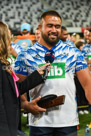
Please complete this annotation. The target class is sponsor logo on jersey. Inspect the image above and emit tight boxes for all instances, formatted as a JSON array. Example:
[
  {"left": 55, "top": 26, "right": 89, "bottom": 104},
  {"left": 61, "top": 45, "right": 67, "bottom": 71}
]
[
  {"left": 39, "top": 62, "right": 65, "bottom": 79},
  {"left": 88, "top": 55, "right": 91, "bottom": 60}
]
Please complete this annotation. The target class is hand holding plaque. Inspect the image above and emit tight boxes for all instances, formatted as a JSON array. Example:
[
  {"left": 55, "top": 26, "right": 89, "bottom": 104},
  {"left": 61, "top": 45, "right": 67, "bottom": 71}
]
[{"left": 37, "top": 94, "right": 65, "bottom": 109}]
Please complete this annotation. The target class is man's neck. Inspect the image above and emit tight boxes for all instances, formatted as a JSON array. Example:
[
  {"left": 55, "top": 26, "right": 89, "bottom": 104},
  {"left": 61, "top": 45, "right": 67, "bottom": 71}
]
[{"left": 38, "top": 39, "right": 54, "bottom": 50}]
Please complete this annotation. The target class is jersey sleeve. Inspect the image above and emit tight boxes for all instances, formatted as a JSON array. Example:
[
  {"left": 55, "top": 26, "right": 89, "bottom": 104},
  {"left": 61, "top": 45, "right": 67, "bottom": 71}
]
[
  {"left": 14, "top": 50, "right": 38, "bottom": 75},
  {"left": 75, "top": 50, "right": 88, "bottom": 72}
]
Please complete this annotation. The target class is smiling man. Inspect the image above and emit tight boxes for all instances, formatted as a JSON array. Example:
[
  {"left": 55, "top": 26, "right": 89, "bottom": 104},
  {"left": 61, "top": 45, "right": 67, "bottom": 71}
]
[
  {"left": 14, "top": 10, "right": 91, "bottom": 136},
  {"left": 39, "top": 12, "right": 61, "bottom": 48}
]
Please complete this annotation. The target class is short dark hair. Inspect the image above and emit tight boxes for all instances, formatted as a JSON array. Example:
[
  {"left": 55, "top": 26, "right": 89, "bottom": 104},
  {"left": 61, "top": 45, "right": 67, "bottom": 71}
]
[
  {"left": 88, "top": 29, "right": 91, "bottom": 32},
  {"left": 61, "top": 26, "right": 67, "bottom": 32},
  {"left": 75, "top": 41, "right": 84, "bottom": 49},
  {"left": 61, "top": 26, "right": 67, "bottom": 31},
  {"left": 40, "top": 10, "right": 62, "bottom": 21}
]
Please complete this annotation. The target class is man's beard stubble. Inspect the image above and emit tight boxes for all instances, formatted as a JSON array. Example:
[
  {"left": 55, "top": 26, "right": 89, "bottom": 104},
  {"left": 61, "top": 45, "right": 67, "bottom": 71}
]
[{"left": 41, "top": 32, "right": 60, "bottom": 47}]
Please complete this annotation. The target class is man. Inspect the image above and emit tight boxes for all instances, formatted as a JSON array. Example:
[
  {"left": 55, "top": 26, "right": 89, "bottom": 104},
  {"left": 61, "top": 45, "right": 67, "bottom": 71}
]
[
  {"left": 75, "top": 41, "right": 89, "bottom": 115},
  {"left": 14, "top": 10, "right": 91, "bottom": 136},
  {"left": 82, "top": 29, "right": 91, "bottom": 62},
  {"left": 60, "top": 26, "right": 75, "bottom": 46},
  {"left": 75, "top": 41, "right": 85, "bottom": 51},
  {"left": 35, "top": 27, "right": 41, "bottom": 41},
  {"left": 14, "top": 23, "right": 35, "bottom": 49},
  {"left": 83, "top": 29, "right": 89, "bottom": 44},
  {"left": 31, "top": 27, "right": 41, "bottom": 44},
  {"left": 82, "top": 29, "right": 91, "bottom": 113}
]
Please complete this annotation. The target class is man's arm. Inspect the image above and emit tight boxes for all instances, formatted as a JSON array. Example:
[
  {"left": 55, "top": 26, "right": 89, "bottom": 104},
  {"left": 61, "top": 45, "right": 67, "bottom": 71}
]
[
  {"left": 76, "top": 67, "right": 91, "bottom": 104},
  {"left": 21, "top": 95, "right": 46, "bottom": 115},
  {"left": 16, "top": 73, "right": 46, "bottom": 115}
]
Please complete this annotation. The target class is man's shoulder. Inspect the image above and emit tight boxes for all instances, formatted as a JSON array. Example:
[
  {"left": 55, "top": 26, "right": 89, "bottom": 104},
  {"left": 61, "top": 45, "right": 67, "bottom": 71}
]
[
  {"left": 82, "top": 44, "right": 90, "bottom": 52},
  {"left": 65, "top": 40, "right": 75, "bottom": 46},
  {"left": 15, "top": 43, "right": 40, "bottom": 61},
  {"left": 59, "top": 40, "right": 77, "bottom": 51},
  {"left": 83, "top": 44, "right": 89, "bottom": 49}
]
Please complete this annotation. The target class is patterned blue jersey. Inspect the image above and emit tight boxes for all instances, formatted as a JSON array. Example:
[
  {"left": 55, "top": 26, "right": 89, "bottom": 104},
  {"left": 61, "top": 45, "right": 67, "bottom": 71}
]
[
  {"left": 8, "top": 42, "right": 24, "bottom": 69},
  {"left": 82, "top": 44, "right": 91, "bottom": 61},
  {"left": 64, "top": 39, "right": 75, "bottom": 46},
  {"left": 14, "top": 40, "right": 87, "bottom": 127},
  {"left": 14, "top": 40, "right": 87, "bottom": 75},
  {"left": 11, "top": 42, "right": 24, "bottom": 54}
]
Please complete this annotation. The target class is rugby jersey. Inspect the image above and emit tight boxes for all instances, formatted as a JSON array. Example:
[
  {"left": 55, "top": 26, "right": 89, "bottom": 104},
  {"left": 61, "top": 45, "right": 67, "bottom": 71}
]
[
  {"left": 82, "top": 44, "right": 91, "bottom": 61},
  {"left": 63, "top": 39, "right": 75, "bottom": 46},
  {"left": 14, "top": 40, "right": 87, "bottom": 127}
]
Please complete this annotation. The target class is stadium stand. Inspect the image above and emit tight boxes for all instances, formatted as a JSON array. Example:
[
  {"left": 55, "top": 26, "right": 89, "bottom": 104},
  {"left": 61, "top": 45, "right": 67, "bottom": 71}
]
[{"left": 0, "top": 0, "right": 91, "bottom": 34}]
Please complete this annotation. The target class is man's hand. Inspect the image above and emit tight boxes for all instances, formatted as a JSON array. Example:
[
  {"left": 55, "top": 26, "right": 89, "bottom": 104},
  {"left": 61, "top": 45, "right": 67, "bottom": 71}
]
[{"left": 22, "top": 96, "right": 46, "bottom": 115}]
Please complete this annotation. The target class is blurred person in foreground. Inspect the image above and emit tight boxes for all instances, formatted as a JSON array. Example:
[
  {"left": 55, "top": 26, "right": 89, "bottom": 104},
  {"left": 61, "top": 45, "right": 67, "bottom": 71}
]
[
  {"left": 0, "top": 21, "right": 51, "bottom": 136},
  {"left": 14, "top": 10, "right": 91, "bottom": 136}
]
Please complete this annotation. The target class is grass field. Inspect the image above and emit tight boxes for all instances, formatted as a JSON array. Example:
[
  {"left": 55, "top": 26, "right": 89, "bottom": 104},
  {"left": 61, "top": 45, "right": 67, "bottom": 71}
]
[
  {"left": 78, "top": 113, "right": 91, "bottom": 136},
  {"left": 21, "top": 112, "right": 91, "bottom": 136}
]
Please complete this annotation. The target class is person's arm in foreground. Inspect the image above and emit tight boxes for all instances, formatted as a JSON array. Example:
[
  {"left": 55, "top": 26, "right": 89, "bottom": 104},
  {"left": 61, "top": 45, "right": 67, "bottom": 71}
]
[
  {"left": 16, "top": 63, "right": 51, "bottom": 114},
  {"left": 17, "top": 63, "right": 50, "bottom": 94},
  {"left": 76, "top": 67, "right": 91, "bottom": 104}
]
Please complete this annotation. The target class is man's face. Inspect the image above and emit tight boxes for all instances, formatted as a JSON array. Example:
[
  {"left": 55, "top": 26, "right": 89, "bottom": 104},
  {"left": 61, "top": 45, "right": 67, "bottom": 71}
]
[
  {"left": 87, "top": 32, "right": 91, "bottom": 44},
  {"left": 60, "top": 29, "right": 68, "bottom": 42},
  {"left": 84, "top": 29, "right": 89, "bottom": 40},
  {"left": 40, "top": 15, "right": 62, "bottom": 46}
]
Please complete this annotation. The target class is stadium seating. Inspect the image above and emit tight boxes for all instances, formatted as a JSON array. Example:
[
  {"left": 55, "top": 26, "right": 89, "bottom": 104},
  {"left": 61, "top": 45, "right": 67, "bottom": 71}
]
[{"left": 0, "top": 0, "right": 91, "bottom": 33}]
